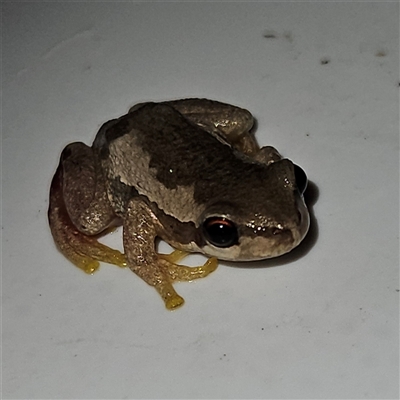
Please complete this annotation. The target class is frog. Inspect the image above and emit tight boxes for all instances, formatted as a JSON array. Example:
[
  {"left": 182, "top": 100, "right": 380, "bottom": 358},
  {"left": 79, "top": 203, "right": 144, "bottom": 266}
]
[{"left": 48, "top": 98, "right": 309, "bottom": 310}]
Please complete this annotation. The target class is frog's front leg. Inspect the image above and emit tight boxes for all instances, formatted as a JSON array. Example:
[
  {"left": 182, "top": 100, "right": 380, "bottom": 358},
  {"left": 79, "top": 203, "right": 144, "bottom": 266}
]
[
  {"left": 158, "top": 250, "right": 217, "bottom": 281},
  {"left": 123, "top": 199, "right": 217, "bottom": 310}
]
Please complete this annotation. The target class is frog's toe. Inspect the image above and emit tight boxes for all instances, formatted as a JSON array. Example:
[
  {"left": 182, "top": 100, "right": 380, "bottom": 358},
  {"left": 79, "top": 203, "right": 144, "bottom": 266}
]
[
  {"left": 158, "top": 249, "right": 189, "bottom": 264},
  {"left": 203, "top": 257, "right": 218, "bottom": 274},
  {"left": 80, "top": 259, "right": 101, "bottom": 274},
  {"left": 97, "top": 247, "right": 127, "bottom": 268},
  {"left": 165, "top": 294, "right": 185, "bottom": 310},
  {"left": 64, "top": 249, "right": 101, "bottom": 274},
  {"left": 153, "top": 280, "right": 185, "bottom": 310},
  {"left": 72, "top": 233, "right": 127, "bottom": 269}
]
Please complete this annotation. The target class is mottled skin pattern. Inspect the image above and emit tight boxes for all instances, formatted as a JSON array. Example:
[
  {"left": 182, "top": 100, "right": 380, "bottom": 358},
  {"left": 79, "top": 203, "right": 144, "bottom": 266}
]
[{"left": 48, "top": 99, "right": 309, "bottom": 309}]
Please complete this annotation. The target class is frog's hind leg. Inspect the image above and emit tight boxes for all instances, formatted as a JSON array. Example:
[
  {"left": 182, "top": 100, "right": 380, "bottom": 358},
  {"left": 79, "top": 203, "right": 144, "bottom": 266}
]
[
  {"left": 162, "top": 99, "right": 286, "bottom": 164},
  {"left": 162, "top": 98, "right": 261, "bottom": 156},
  {"left": 61, "top": 143, "right": 116, "bottom": 235},
  {"left": 48, "top": 148, "right": 126, "bottom": 274}
]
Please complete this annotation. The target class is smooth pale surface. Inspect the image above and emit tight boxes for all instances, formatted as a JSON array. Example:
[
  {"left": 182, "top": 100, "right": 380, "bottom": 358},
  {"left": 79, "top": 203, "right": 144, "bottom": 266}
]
[{"left": 2, "top": 2, "right": 398, "bottom": 399}]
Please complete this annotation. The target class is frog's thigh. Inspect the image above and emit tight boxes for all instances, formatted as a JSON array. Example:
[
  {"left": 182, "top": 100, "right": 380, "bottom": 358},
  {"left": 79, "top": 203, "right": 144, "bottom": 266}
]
[
  {"left": 123, "top": 199, "right": 188, "bottom": 310},
  {"left": 48, "top": 165, "right": 126, "bottom": 274},
  {"left": 164, "top": 99, "right": 260, "bottom": 155},
  {"left": 61, "top": 142, "right": 116, "bottom": 234}
]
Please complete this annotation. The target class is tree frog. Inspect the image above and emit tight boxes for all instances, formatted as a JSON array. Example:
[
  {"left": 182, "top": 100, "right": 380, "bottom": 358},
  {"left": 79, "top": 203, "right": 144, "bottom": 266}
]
[{"left": 48, "top": 99, "right": 309, "bottom": 309}]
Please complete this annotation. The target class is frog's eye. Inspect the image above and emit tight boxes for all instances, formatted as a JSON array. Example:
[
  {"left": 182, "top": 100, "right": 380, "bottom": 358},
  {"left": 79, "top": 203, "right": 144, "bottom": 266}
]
[
  {"left": 202, "top": 217, "right": 238, "bottom": 248},
  {"left": 294, "top": 164, "right": 308, "bottom": 194}
]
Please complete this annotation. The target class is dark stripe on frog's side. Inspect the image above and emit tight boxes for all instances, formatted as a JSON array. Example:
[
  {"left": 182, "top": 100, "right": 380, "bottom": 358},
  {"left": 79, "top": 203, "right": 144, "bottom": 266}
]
[
  {"left": 108, "top": 177, "right": 200, "bottom": 246},
  {"left": 150, "top": 202, "right": 201, "bottom": 247}
]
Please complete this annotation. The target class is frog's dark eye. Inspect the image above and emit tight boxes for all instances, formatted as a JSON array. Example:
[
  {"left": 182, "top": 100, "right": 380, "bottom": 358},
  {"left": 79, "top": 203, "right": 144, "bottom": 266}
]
[
  {"left": 294, "top": 164, "right": 308, "bottom": 194},
  {"left": 202, "top": 217, "right": 238, "bottom": 248}
]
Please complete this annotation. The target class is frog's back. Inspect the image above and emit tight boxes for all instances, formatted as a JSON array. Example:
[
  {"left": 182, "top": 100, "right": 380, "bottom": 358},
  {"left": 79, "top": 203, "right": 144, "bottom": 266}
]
[
  {"left": 92, "top": 103, "right": 260, "bottom": 221},
  {"left": 95, "top": 103, "right": 248, "bottom": 186}
]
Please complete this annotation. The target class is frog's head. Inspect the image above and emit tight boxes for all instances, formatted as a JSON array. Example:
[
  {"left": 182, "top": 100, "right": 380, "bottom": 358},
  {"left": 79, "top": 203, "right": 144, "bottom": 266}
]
[{"left": 197, "top": 159, "right": 309, "bottom": 261}]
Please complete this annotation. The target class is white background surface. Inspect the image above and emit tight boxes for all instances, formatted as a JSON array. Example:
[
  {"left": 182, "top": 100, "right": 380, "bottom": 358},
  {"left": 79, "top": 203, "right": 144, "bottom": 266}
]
[{"left": 2, "top": 2, "right": 399, "bottom": 399}]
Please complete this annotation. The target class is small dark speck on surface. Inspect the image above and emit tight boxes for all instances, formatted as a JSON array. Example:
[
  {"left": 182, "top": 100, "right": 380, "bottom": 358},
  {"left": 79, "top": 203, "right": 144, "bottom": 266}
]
[
  {"left": 320, "top": 57, "right": 330, "bottom": 65},
  {"left": 261, "top": 327, "right": 264, "bottom": 330},
  {"left": 263, "top": 30, "right": 277, "bottom": 39},
  {"left": 375, "top": 49, "right": 387, "bottom": 57},
  {"left": 396, "top": 289, "right": 399, "bottom": 292}
]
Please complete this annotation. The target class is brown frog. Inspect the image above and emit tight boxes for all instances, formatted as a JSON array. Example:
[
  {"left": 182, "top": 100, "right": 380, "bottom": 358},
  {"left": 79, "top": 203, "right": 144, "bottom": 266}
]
[{"left": 48, "top": 99, "right": 309, "bottom": 309}]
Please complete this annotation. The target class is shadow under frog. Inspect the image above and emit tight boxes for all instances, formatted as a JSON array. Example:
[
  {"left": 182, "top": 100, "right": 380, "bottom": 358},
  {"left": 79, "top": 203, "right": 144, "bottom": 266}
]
[{"left": 48, "top": 99, "right": 310, "bottom": 310}]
